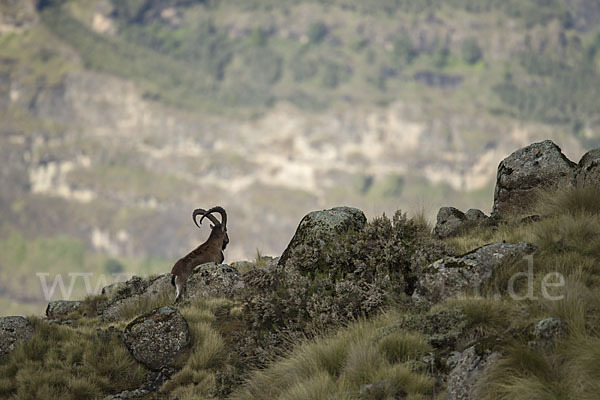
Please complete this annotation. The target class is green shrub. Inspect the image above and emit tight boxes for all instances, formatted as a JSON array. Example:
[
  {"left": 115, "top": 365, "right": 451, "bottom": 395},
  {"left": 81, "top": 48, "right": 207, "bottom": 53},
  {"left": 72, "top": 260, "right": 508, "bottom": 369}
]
[
  {"left": 308, "top": 22, "right": 327, "bottom": 44},
  {"left": 461, "top": 37, "right": 483, "bottom": 64}
]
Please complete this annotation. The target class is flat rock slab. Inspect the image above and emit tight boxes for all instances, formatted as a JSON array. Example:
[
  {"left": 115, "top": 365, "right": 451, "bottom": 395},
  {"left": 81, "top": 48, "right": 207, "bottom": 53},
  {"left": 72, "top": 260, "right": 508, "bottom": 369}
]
[
  {"left": 46, "top": 300, "right": 84, "bottom": 318},
  {"left": 446, "top": 346, "right": 500, "bottom": 400},
  {"left": 0, "top": 316, "right": 34, "bottom": 356},
  {"left": 414, "top": 242, "right": 537, "bottom": 303},
  {"left": 492, "top": 140, "right": 576, "bottom": 218},
  {"left": 123, "top": 306, "right": 189, "bottom": 370},
  {"left": 185, "top": 263, "right": 244, "bottom": 302},
  {"left": 278, "top": 206, "right": 366, "bottom": 268},
  {"left": 98, "top": 274, "right": 171, "bottom": 322}
]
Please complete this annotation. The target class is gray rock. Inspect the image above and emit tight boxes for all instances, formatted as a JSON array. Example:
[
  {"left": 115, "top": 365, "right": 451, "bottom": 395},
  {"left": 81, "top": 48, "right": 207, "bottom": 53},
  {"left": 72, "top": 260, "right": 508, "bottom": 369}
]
[
  {"left": 185, "top": 263, "right": 244, "bottom": 302},
  {"left": 434, "top": 207, "right": 466, "bottom": 239},
  {"left": 445, "top": 346, "right": 500, "bottom": 400},
  {"left": 98, "top": 274, "right": 171, "bottom": 322},
  {"left": 359, "top": 380, "right": 387, "bottom": 395},
  {"left": 103, "top": 388, "right": 149, "bottom": 400},
  {"left": 434, "top": 207, "right": 491, "bottom": 239},
  {"left": 0, "top": 316, "right": 34, "bottom": 356},
  {"left": 577, "top": 148, "right": 600, "bottom": 188},
  {"left": 414, "top": 242, "right": 537, "bottom": 303},
  {"left": 465, "top": 209, "right": 488, "bottom": 222},
  {"left": 534, "top": 317, "right": 569, "bottom": 345},
  {"left": 492, "top": 140, "right": 577, "bottom": 218},
  {"left": 45, "top": 300, "right": 84, "bottom": 318},
  {"left": 278, "top": 206, "right": 366, "bottom": 267},
  {"left": 123, "top": 306, "right": 190, "bottom": 370}
]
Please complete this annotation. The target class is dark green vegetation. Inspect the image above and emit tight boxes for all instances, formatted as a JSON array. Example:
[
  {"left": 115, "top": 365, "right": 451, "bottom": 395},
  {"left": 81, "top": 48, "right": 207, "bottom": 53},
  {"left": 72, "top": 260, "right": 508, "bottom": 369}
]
[{"left": 2, "top": 187, "right": 599, "bottom": 398}]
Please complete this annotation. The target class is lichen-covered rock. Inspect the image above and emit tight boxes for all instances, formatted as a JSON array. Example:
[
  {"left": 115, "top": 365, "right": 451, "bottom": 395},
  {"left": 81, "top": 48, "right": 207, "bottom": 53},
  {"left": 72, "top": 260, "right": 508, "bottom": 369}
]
[
  {"left": 0, "top": 316, "right": 34, "bottom": 356},
  {"left": 445, "top": 346, "right": 500, "bottom": 400},
  {"left": 464, "top": 208, "right": 488, "bottom": 223},
  {"left": 577, "top": 148, "right": 600, "bottom": 188},
  {"left": 533, "top": 317, "right": 569, "bottom": 346},
  {"left": 434, "top": 207, "right": 467, "bottom": 239},
  {"left": 278, "top": 206, "right": 366, "bottom": 268},
  {"left": 46, "top": 300, "right": 84, "bottom": 318},
  {"left": 98, "top": 274, "right": 171, "bottom": 322},
  {"left": 434, "top": 208, "right": 490, "bottom": 239},
  {"left": 492, "top": 140, "right": 577, "bottom": 218},
  {"left": 414, "top": 242, "right": 537, "bottom": 303},
  {"left": 185, "top": 263, "right": 244, "bottom": 301},
  {"left": 123, "top": 306, "right": 189, "bottom": 370}
]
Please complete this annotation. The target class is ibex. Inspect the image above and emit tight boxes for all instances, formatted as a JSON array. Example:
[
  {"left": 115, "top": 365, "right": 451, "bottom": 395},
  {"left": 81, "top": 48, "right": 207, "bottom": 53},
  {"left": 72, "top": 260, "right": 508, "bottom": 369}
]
[{"left": 171, "top": 206, "right": 229, "bottom": 303}]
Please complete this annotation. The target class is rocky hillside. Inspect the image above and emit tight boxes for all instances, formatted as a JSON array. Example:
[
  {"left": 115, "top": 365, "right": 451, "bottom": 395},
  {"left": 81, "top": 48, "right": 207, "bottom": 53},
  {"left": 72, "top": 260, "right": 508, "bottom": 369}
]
[
  {"left": 1, "top": 140, "right": 599, "bottom": 399},
  {"left": 1, "top": 0, "right": 600, "bottom": 315}
]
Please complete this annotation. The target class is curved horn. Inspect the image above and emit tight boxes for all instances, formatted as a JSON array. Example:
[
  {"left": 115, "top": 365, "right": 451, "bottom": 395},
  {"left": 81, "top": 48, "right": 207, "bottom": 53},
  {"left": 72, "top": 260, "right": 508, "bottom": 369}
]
[
  {"left": 192, "top": 208, "right": 220, "bottom": 229},
  {"left": 199, "top": 206, "right": 227, "bottom": 229}
]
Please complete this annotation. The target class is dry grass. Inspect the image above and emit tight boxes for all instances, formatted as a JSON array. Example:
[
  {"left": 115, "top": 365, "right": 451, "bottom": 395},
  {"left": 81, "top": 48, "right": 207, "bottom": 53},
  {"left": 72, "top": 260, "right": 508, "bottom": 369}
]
[
  {"left": 0, "top": 317, "right": 147, "bottom": 399},
  {"left": 160, "top": 297, "right": 237, "bottom": 397},
  {"left": 449, "top": 187, "right": 600, "bottom": 400},
  {"left": 230, "top": 312, "right": 436, "bottom": 400}
]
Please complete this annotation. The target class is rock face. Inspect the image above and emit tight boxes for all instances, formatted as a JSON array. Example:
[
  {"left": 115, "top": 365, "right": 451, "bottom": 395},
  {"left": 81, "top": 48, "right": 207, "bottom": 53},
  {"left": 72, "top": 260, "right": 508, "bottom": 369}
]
[
  {"left": 278, "top": 206, "right": 366, "bottom": 267},
  {"left": 98, "top": 274, "right": 172, "bottom": 322},
  {"left": 413, "top": 242, "right": 537, "bottom": 303},
  {"left": 0, "top": 316, "right": 34, "bottom": 356},
  {"left": 185, "top": 263, "right": 244, "bottom": 301},
  {"left": 46, "top": 300, "right": 84, "bottom": 318},
  {"left": 434, "top": 207, "right": 490, "bottom": 239},
  {"left": 123, "top": 306, "right": 190, "bottom": 370},
  {"left": 577, "top": 148, "right": 600, "bottom": 188},
  {"left": 445, "top": 346, "right": 500, "bottom": 400},
  {"left": 533, "top": 317, "right": 569, "bottom": 346},
  {"left": 492, "top": 140, "right": 577, "bottom": 218}
]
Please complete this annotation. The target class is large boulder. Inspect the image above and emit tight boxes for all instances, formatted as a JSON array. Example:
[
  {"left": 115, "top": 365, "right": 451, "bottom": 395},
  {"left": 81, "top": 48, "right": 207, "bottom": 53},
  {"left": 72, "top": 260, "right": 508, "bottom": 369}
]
[
  {"left": 492, "top": 140, "right": 577, "bottom": 218},
  {"left": 413, "top": 242, "right": 537, "bottom": 303},
  {"left": 123, "top": 306, "right": 190, "bottom": 370},
  {"left": 98, "top": 274, "right": 172, "bottom": 322},
  {"left": 185, "top": 263, "right": 244, "bottom": 302},
  {"left": 434, "top": 207, "right": 490, "bottom": 239},
  {"left": 0, "top": 316, "right": 34, "bottom": 356},
  {"left": 278, "top": 206, "right": 366, "bottom": 268},
  {"left": 46, "top": 300, "right": 84, "bottom": 318},
  {"left": 577, "top": 148, "right": 600, "bottom": 188},
  {"left": 445, "top": 346, "right": 500, "bottom": 400}
]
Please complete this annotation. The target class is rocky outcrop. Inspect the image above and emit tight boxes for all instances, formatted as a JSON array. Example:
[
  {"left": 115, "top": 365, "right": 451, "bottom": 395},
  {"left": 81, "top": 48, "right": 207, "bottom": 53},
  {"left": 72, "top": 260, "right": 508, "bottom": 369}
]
[
  {"left": 123, "top": 306, "right": 190, "bottom": 371},
  {"left": 413, "top": 242, "right": 537, "bottom": 303},
  {"left": 46, "top": 300, "right": 84, "bottom": 318},
  {"left": 98, "top": 275, "right": 171, "bottom": 322},
  {"left": 278, "top": 206, "right": 366, "bottom": 268},
  {"left": 577, "top": 148, "right": 600, "bottom": 188},
  {"left": 0, "top": 316, "right": 34, "bottom": 356},
  {"left": 445, "top": 346, "right": 500, "bottom": 400},
  {"left": 184, "top": 263, "right": 244, "bottom": 302},
  {"left": 533, "top": 317, "right": 569, "bottom": 347},
  {"left": 492, "top": 140, "right": 577, "bottom": 218},
  {"left": 0, "top": 0, "right": 38, "bottom": 33},
  {"left": 434, "top": 207, "right": 490, "bottom": 239}
]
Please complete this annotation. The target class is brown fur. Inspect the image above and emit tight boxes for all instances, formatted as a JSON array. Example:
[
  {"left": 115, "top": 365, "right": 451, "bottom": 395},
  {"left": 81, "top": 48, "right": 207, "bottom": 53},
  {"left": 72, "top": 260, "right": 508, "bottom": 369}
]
[{"left": 171, "top": 207, "right": 228, "bottom": 303}]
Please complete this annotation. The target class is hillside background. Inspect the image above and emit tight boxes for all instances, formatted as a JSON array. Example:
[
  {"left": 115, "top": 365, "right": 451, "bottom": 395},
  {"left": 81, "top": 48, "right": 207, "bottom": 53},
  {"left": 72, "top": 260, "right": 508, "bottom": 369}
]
[{"left": 1, "top": 0, "right": 600, "bottom": 315}]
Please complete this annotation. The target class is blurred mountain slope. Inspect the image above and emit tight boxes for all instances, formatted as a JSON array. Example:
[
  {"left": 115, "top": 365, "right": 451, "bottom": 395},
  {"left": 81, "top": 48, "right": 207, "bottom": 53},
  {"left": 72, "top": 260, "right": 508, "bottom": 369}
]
[{"left": 0, "top": 0, "right": 598, "bottom": 314}]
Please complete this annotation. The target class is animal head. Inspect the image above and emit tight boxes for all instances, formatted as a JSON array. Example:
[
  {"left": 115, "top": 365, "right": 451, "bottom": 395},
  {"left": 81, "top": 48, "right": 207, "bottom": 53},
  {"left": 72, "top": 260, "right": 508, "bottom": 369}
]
[{"left": 192, "top": 206, "right": 229, "bottom": 250}]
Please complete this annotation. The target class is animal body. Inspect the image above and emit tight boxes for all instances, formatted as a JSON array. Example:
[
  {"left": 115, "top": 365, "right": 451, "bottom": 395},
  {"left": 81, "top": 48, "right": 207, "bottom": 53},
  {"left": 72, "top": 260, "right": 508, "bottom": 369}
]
[{"left": 170, "top": 206, "right": 228, "bottom": 303}]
